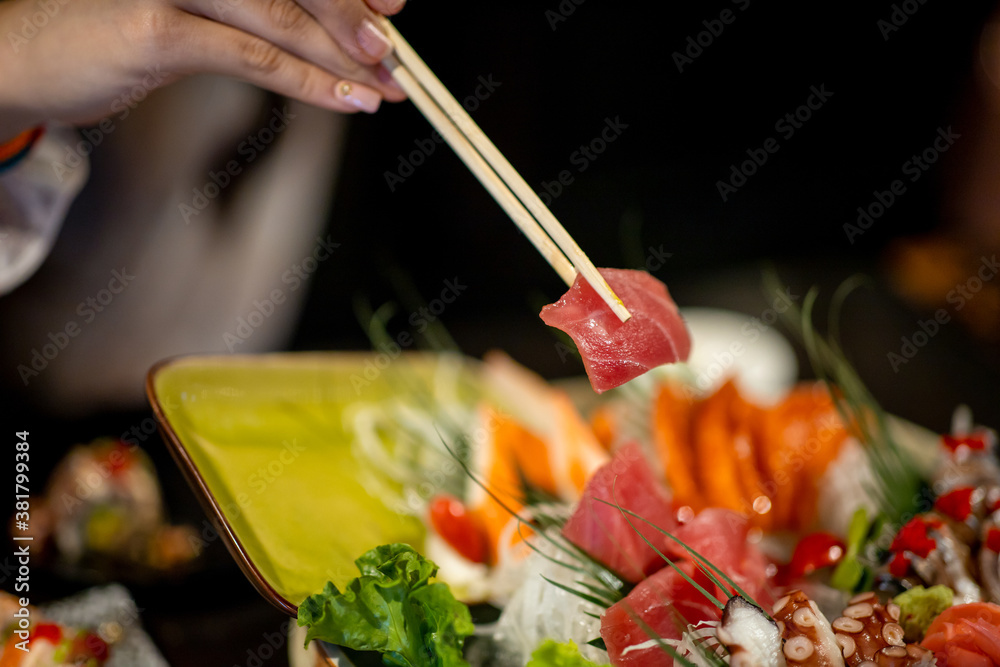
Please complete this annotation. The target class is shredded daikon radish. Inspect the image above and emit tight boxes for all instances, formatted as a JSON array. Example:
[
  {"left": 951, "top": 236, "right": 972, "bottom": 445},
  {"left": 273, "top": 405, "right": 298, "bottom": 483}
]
[{"left": 492, "top": 536, "right": 609, "bottom": 665}]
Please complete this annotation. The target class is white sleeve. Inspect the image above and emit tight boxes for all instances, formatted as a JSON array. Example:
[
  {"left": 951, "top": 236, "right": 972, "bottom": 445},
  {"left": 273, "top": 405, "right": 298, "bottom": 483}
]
[{"left": 0, "top": 124, "right": 88, "bottom": 295}]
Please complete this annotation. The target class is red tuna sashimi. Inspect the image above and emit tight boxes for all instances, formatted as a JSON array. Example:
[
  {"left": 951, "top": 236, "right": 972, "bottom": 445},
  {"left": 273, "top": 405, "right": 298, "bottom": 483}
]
[
  {"left": 601, "top": 560, "right": 722, "bottom": 667},
  {"left": 539, "top": 268, "right": 691, "bottom": 393},
  {"left": 562, "top": 443, "right": 677, "bottom": 582},
  {"left": 662, "top": 508, "right": 774, "bottom": 608}
]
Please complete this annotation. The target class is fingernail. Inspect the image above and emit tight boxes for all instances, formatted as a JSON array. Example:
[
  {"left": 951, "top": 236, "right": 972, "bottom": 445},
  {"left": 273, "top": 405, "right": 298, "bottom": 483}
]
[
  {"left": 357, "top": 19, "right": 393, "bottom": 59},
  {"left": 385, "top": 0, "right": 406, "bottom": 12},
  {"left": 336, "top": 81, "right": 382, "bottom": 113}
]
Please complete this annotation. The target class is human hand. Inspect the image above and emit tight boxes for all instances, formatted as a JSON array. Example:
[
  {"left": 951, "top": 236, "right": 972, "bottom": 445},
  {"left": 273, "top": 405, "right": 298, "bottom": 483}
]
[{"left": 0, "top": 0, "right": 406, "bottom": 139}]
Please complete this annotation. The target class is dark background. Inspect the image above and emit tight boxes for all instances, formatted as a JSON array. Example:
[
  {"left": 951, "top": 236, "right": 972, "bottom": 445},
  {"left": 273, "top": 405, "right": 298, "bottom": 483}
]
[
  {"left": 295, "top": 0, "right": 1000, "bottom": 428},
  {"left": 6, "top": 1, "right": 1000, "bottom": 664}
]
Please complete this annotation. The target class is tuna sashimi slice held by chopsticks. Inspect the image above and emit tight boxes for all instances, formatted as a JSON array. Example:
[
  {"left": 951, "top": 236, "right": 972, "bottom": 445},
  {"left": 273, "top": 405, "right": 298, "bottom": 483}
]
[
  {"left": 540, "top": 268, "right": 692, "bottom": 393},
  {"left": 380, "top": 29, "right": 684, "bottom": 389}
]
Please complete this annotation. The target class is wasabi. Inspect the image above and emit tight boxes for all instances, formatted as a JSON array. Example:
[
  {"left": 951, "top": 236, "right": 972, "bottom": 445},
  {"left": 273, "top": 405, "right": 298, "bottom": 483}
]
[{"left": 893, "top": 584, "right": 954, "bottom": 641}]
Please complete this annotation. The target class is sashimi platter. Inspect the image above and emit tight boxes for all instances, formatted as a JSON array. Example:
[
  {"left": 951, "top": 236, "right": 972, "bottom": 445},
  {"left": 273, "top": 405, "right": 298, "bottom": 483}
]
[{"left": 154, "top": 265, "right": 1000, "bottom": 667}]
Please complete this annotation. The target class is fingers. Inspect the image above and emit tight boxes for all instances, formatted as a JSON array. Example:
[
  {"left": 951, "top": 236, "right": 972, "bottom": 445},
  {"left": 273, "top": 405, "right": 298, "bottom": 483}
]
[
  {"left": 169, "top": 11, "right": 383, "bottom": 113},
  {"left": 177, "top": 0, "right": 405, "bottom": 102},
  {"left": 365, "top": 0, "right": 405, "bottom": 17},
  {"left": 297, "top": 0, "right": 393, "bottom": 65}
]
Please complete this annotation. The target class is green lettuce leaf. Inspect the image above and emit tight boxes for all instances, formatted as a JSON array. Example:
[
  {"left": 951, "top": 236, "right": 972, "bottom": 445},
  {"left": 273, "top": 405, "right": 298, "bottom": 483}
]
[
  {"left": 526, "top": 640, "right": 601, "bottom": 667},
  {"left": 298, "top": 543, "right": 473, "bottom": 666}
]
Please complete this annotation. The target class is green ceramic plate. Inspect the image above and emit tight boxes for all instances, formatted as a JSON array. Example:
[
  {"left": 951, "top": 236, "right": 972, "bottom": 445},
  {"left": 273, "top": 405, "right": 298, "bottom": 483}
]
[{"left": 146, "top": 352, "right": 470, "bottom": 615}]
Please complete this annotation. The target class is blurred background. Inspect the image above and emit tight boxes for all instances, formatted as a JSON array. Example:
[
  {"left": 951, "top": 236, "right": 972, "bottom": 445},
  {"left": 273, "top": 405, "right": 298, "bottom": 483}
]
[
  {"left": 4, "top": 1, "right": 1000, "bottom": 663},
  {"left": 296, "top": 0, "right": 1000, "bottom": 430}
]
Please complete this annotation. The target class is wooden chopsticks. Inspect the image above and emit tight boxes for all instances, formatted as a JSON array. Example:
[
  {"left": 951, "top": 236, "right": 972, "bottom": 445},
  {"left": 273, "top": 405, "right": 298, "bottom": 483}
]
[{"left": 379, "top": 22, "right": 632, "bottom": 323}]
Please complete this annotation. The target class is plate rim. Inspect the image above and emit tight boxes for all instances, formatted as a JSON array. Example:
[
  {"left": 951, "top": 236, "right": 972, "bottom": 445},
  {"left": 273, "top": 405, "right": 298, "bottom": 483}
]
[{"left": 145, "top": 354, "right": 298, "bottom": 617}]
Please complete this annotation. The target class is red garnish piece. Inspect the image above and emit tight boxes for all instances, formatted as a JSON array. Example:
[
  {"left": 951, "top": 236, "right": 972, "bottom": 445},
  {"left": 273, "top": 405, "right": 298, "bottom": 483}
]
[
  {"left": 987, "top": 527, "right": 1000, "bottom": 553},
  {"left": 889, "top": 551, "right": 910, "bottom": 578},
  {"left": 890, "top": 516, "right": 939, "bottom": 558},
  {"left": 943, "top": 433, "right": 989, "bottom": 453},
  {"left": 936, "top": 487, "right": 976, "bottom": 522},
  {"left": 540, "top": 268, "right": 691, "bottom": 393},
  {"left": 71, "top": 631, "right": 110, "bottom": 660},
  {"left": 428, "top": 494, "right": 489, "bottom": 564},
  {"left": 106, "top": 440, "right": 134, "bottom": 475},
  {"left": 30, "top": 622, "right": 62, "bottom": 645},
  {"left": 83, "top": 632, "right": 110, "bottom": 660},
  {"left": 786, "top": 532, "right": 846, "bottom": 580}
]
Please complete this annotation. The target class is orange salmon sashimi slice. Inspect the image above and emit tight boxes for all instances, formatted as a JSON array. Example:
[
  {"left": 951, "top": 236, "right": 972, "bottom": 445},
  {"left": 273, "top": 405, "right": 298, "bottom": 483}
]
[
  {"left": 462, "top": 398, "right": 610, "bottom": 564},
  {"left": 652, "top": 383, "right": 702, "bottom": 512},
  {"left": 650, "top": 379, "right": 848, "bottom": 532}
]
